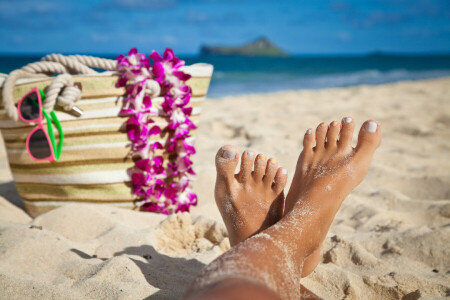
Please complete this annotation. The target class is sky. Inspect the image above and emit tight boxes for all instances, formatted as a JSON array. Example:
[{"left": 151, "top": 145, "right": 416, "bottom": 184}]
[{"left": 0, "top": 0, "right": 449, "bottom": 55}]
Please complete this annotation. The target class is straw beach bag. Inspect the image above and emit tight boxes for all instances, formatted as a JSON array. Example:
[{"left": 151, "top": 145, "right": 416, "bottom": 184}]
[{"left": 0, "top": 54, "right": 213, "bottom": 217}]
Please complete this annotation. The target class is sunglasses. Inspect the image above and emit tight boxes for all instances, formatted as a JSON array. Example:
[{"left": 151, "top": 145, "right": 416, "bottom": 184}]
[{"left": 17, "top": 87, "right": 64, "bottom": 162}]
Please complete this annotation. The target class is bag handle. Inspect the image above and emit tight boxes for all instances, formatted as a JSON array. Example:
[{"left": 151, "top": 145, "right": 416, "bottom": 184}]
[{"left": 1, "top": 54, "right": 118, "bottom": 121}]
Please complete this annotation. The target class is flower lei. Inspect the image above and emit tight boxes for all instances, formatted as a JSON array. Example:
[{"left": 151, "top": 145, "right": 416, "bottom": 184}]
[{"left": 116, "top": 48, "right": 197, "bottom": 214}]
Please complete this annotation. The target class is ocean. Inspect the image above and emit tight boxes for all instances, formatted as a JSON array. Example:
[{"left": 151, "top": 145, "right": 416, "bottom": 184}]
[{"left": 1, "top": 54, "right": 450, "bottom": 98}]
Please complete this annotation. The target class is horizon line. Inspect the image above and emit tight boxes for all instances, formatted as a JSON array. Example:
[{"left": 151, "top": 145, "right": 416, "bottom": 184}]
[{"left": 0, "top": 50, "right": 449, "bottom": 57}]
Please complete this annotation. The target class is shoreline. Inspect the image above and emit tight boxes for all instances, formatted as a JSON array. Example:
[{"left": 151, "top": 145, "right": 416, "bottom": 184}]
[{"left": 206, "top": 74, "right": 450, "bottom": 98}]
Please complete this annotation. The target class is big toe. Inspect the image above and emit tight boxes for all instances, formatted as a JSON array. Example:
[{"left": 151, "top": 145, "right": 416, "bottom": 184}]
[
  {"left": 215, "top": 145, "right": 239, "bottom": 182},
  {"left": 355, "top": 120, "right": 382, "bottom": 156}
]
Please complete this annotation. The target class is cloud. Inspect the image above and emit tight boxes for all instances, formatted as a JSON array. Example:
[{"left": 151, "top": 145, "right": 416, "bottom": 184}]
[
  {"left": 182, "top": 10, "right": 244, "bottom": 26},
  {"left": 377, "top": 0, "right": 450, "bottom": 17},
  {"left": 357, "top": 11, "right": 410, "bottom": 28},
  {"left": 0, "top": 0, "right": 63, "bottom": 15},
  {"left": 163, "top": 35, "right": 177, "bottom": 44},
  {"left": 329, "top": 0, "right": 450, "bottom": 28},
  {"left": 329, "top": 1, "right": 353, "bottom": 12},
  {"left": 90, "top": 32, "right": 111, "bottom": 43},
  {"left": 106, "top": 0, "right": 177, "bottom": 10},
  {"left": 401, "top": 26, "right": 450, "bottom": 38},
  {"left": 0, "top": 0, "right": 448, "bottom": 54},
  {"left": 337, "top": 31, "right": 352, "bottom": 41},
  {"left": 0, "top": 0, "right": 74, "bottom": 29},
  {"left": 184, "top": 0, "right": 275, "bottom": 2},
  {"left": 184, "top": 10, "right": 210, "bottom": 24}
]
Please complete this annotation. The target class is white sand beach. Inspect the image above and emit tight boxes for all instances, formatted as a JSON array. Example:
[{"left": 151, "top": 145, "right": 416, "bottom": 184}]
[{"left": 0, "top": 77, "right": 449, "bottom": 299}]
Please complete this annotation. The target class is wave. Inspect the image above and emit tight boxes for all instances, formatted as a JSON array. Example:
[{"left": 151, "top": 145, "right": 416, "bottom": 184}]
[{"left": 207, "top": 69, "right": 450, "bottom": 97}]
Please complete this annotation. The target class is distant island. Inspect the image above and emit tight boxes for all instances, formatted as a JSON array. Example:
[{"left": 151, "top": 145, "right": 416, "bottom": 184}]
[{"left": 200, "top": 37, "right": 288, "bottom": 57}]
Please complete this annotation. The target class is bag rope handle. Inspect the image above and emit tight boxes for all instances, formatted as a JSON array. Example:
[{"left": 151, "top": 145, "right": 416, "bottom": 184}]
[{"left": 1, "top": 54, "right": 118, "bottom": 121}]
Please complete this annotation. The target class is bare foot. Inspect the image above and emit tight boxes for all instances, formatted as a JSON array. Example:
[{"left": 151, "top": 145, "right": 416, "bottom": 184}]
[
  {"left": 285, "top": 118, "right": 382, "bottom": 256},
  {"left": 185, "top": 120, "right": 381, "bottom": 299},
  {"left": 214, "top": 146, "right": 287, "bottom": 246},
  {"left": 214, "top": 145, "right": 321, "bottom": 277},
  {"left": 225, "top": 119, "right": 382, "bottom": 294}
]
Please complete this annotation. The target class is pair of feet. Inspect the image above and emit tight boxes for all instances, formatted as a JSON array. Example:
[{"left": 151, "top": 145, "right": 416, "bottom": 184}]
[{"left": 214, "top": 118, "right": 381, "bottom": 277}]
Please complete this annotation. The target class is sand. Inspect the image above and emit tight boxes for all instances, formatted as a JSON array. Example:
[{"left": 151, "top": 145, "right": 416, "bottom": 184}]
[{"left": 0, "top": 77, "right": 449, "bottom": 299}]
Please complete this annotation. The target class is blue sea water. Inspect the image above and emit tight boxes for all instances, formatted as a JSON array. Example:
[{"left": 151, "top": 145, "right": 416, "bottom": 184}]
[{"left": 1, "top": 54, "right": 449, "bottom": 98}]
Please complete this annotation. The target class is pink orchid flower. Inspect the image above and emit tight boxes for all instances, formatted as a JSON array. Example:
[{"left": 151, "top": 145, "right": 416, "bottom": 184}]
[{"left": 117, "top": 47, "right": 198, "bottom": 214}]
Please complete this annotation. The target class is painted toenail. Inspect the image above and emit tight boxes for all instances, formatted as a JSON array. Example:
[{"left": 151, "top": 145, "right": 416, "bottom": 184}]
[
  {"left": 320, "top": 122, "right": 327, "bottom": 127},
  {"left": 247, "top": 151, "right": 254, "bottom": 158},
  {"left": 281, "top": 168, "right": 287, "bottom": 174},
  {"left": 365, "top": 121, "right": 377, "bottom": 133},
  {"left": 331, "top": 121, "right": 338, "bottom": 126},
  {"left": 344, "top": 117, "right": 352, "bottom": 123},
  {"left": 271, "top": 159, "right": 277, "bottom": 164},
  {"left": 222, "top": 149, "right": 236, "bottom": 159},
  {"left": 306, "top": 128, "right": 312, "bottom": 135},
  {"left": 259, "top": 155, "right": 266, "bottom": 160}
]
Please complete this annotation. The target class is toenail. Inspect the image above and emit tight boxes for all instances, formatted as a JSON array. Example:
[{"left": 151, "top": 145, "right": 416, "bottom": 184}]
[
  {"left": 306, "top": 128, "right": 312, "bottom": 135},
  {"left": 271, "top": 159, "right": 277, "bottom": 164},
  {"left": 281, "top": 168, "right": 287, "bottom": 174},
  {"left": 344, "top": 117, "right": 352, "bottom": 123},
  {"left": 365, "top": 121, "right": 377, "bottom": 133},
  {"left": 320, "top": 122, "right": 327, "bottom": 127},
  {"left": 247, "top": 151, "right": 254, "bottom": 158},
  {"left": 222, "top": 149, "right": 236, "bottom": 159},
  {"left": 331, "top": 121, "right": 338, "bottom": 127},
  {"left": 259, "top": 155, "right": 266, "bottom": 161}
]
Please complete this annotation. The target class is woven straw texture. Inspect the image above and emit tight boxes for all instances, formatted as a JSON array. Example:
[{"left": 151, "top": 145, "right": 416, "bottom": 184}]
[{"left": 0, "top": 65, "right": 213, "bottom": 216}]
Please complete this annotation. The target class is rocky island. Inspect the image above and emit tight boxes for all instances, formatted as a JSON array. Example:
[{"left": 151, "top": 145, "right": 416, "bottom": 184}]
[{"left": 200, "top": 37, "right": 288, "bottom": 57}]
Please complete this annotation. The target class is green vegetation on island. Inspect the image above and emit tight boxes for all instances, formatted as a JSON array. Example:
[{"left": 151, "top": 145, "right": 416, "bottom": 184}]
[{"left": 200, "top": 37, "right": 288, "bottom": 57}]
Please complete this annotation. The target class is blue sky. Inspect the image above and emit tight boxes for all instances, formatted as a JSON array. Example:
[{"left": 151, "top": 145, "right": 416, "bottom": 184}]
[{"left": 0, "top": 0, "right": 449, "bottom": 55}]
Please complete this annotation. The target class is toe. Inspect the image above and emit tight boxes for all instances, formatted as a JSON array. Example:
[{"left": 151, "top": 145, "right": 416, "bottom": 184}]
[
  {"left": 326, "top": 121, "right": 340, "bottom": 149},
  {"left": 272, "top": 167, "right": 288, "bottom": 194},
  {"left": 338, "top": 117, "right": 355, "bottom": 149},
  {"left": 237, "top": 150, "right": 255, "bottom": 183},
  {"left": 252, "top": 154, "right": 267, "bottom": 180},
  {"left": 263, "top": 158, "right": 278, "bottom": 186},
  {"left": 303, "top": 128, "right": 315, "bottom": 152},
  {"left": 301, "top": 128, "right": 315, "bottom": 168},
  {"left": 314, "top": 122, "right": 328, "bottom": 151},
  {"left": 215, "top": 145, "right": 239, "bottom": 183},
  {"left": 355, "top": 120, "right": 382, "bottom": 155}
]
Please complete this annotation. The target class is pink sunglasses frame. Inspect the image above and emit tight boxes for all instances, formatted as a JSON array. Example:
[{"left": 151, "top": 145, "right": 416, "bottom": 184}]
[{"left": 17, "top": 87, "right": 56, "bottom": 162}]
